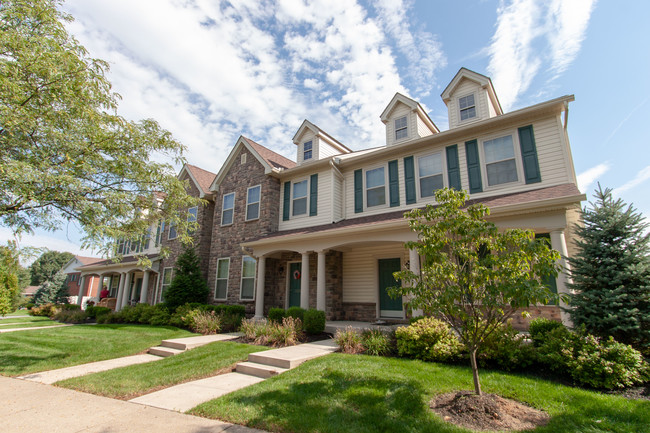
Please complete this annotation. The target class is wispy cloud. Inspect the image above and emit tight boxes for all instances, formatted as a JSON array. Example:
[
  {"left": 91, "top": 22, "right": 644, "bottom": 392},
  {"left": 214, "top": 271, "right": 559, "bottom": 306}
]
[
  {"left": 577, "top": 162, "right": 610, "bottom": 193},
  {"left": 613, "top": 165, "right": 650, "bottom": 196},
  {"left": 487, "top": 0, "right": 596, "bottom": 111},
  {"left": 603, "top": 96, "right": 649, "bottom": 146}
]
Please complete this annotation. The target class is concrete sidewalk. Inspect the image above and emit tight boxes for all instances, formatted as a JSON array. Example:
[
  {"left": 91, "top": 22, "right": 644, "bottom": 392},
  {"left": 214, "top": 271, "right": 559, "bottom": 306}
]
[
  {"left": 0, "top": 324, "right": 72, "bottom": 333},
  {"left": 1, "top": 376, "right": 266, "bottom": 433}
]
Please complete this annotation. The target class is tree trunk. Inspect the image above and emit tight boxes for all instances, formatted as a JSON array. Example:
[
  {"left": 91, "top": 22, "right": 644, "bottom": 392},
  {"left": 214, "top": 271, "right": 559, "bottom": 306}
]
[{"left": 469, "top": 348, "right": 482, "bottom": 395}]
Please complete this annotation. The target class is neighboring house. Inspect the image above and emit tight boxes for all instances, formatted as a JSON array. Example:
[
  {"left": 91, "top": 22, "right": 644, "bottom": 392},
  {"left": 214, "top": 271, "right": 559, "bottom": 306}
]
[
  {"left": 23, "top": 286, "right": 38, "bottom": 298},
  {"left": 76, "top": 67, "right": 584, "bottom": 327},
  {"left": 61, "top": 255, "right": 103, "bottom": 299},
  {"left": 77, "top": 165, "right": 217, "bottom": 309}
]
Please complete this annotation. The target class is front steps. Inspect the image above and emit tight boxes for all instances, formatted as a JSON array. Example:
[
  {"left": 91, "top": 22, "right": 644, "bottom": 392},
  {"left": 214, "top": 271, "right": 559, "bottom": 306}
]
[{"left": 148, "top": 333, "right": 241, "bottom": 357}]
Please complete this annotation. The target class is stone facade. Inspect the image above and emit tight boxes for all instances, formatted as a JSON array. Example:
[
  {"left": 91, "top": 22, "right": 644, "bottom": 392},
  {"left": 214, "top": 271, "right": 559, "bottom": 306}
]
[{"left": 206, "top": 146, "right": 281, "bottom": 314}]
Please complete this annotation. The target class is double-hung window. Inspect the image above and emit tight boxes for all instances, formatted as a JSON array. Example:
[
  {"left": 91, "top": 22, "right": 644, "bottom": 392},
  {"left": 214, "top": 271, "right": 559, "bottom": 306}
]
[
  {"left": 292, "top": 180, "right": 308, "bottom": 216},
  {"left": 459, "top": 94, "right": 476, "bottom": 121},
  {"left": 155, "top": 221, "right": 165, "bottom": 246},
  {"left": 221, "top": 192, "right": 235, "bottom": 225},
  {"left": 395, "top": 116, "right": 408, "bottom": 140},
  {"left": 240, "top": 256, "right": 256, "bottom": 300},
  {"left": 168, "top": 221, "right": 177, "bottom": 240},
  {"left": 418, "top": 153, "right": 444, "bottom": 198},
  {"left": 160, "top": 267, "right": 173, "bottom": 302},
  {"left": 246, "top": 185, "right": 261, "bottom": 221},
  {"left": 366, "top": 167, "right": 386, "bottom": 207},
  {"left": 215, "top": 258, "right": 229, "bottom": 300},
  {"left": 483, "top": 135, "right": 518, "bottom": 186},
  {"left": 187, "top": 206, "right": 198, "bottom": 234},
  {"left": 303, "top": 140, "right": 313, "bottom": 161}
]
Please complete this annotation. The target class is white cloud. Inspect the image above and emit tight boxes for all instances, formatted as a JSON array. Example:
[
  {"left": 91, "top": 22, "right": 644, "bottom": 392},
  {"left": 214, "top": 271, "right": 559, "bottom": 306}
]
[
  {"left": 613, "top": 165, "right": 650, "bottom": 196},
  {"left": 0, "top": 227, "right": 97, "bottom": 266},
  {"left": 487, "top": 0, "right": 596, "bottom": 111},
  {"left": 577, "top": 162, "right": 610, "bottom": 193}
]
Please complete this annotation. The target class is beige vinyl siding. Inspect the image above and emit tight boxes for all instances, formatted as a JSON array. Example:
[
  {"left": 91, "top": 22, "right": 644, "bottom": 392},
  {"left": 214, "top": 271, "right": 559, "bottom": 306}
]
[
  {"left": 332, "top": 172, "right": 344, "bottom": 221},
  {"left": 279, "top": 169, "right": 333, "bottom": 231},
  {"left": 416, "top": 114, "right": 435, "bottom": 138},
  {"left": 448, "top": 79, "right": 484, "bottom": 129},
  {"left": 319, "top": 140, "right": 342, "bottom": 159},
  {"left": 386, "top": 103, "right": 412, "bottom": 146},
  {"left": 343, "top": 115, "right": 573, "bottom": 219},
  {"left": 296, "top": 131, "right": 316, "bottom": 165},
  {"left": 342, "top": 244, "right": 408, "bottom": 303}
]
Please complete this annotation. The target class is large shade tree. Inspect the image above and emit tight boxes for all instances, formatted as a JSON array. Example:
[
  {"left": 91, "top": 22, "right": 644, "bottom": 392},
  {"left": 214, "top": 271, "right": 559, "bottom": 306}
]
[
  {"left": 569, "top": 186, "right": 650, "bottom": 354},
  {"left": 0, "top": 0, "right": 199, "bottom": 255},
  {"left": 29, "top": 250, "right": 74, "bottom": 285},
  {"left": 392, "top": 188, "right": 561, "bottom": 395}
]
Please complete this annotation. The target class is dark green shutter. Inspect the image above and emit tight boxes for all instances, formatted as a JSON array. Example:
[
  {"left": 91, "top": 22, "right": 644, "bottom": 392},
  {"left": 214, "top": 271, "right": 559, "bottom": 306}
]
[
  {"left": 282, "top": 181, "right": 291, "bottom": 221},
  {"left": 388, "top": 160, "right": 400, "bottom": 207},
  {"left": 445, "top": 145, "right": 461, "bottom": 191},
  {"left": 518, "top": 125, "right": 542, "bottom": 184},
  {"left": 404, "top": 156, "right": 416, "bottom": 204},
  {"left": 309, "top": 174, "right": 318, "bottom": 216},
  {"left": 465, "top": 139, "right": 483, "bottom": 193},
  {"left": 354, "top": 169, "right": 363, "bottom": 213}
]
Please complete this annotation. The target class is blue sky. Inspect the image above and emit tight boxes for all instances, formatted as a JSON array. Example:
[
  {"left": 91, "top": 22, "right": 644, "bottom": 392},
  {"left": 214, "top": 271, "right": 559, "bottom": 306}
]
[{"left": 3, "top": 0, "right": 649, "bottom": 259}]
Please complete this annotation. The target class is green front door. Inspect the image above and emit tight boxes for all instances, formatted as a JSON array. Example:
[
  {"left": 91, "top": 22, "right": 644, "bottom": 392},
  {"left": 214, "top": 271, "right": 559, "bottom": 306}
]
[
  {"left": 133, "top": 278, "right": 143, "bottom": 302},
  {"left": 378, "top": 258, "right": 403, "bottom": 318},
  {"left": 289, "top": 262, "right": 301, "bottom": 307}
]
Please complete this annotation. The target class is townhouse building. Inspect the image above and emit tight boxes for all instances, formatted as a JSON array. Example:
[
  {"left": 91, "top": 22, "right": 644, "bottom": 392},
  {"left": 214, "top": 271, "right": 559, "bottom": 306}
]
[{"left": 79, "top": 67, "right": 584, "bottom": 327}]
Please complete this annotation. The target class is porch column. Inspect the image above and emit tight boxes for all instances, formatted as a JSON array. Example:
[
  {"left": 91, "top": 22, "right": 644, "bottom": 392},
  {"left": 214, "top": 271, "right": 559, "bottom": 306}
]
[
  {"left": 77, "top": 275, "right": 87, "bottom": 306},
  {"left": 115, "top": 273, "right": 126, "bottom": 312},
  {"left": 550, "top": 229, "right": 573, "bottom": 327},
  {"left": 140, "top": 270, "right": 150, "bottom": 304},
  {"left": 409, "top": 248, "right": 423, "bottom": 317},
  {"left": 120, "top": 272, "right": 132, "bottom": 310},
  {"left": 300, "top": 252, "right": 310, "bottom": 310},
  {"left": 316, "top": 250, "right": 326, "bottom": 312},
  {"left": 254, "top": 256, "right": 266, "bottom": 318}
]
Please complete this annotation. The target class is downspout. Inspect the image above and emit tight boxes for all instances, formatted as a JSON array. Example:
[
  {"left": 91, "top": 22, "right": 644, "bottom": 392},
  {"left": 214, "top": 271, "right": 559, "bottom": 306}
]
[{"left": 330, "top": 159, "right": 345, "bottom": 223}]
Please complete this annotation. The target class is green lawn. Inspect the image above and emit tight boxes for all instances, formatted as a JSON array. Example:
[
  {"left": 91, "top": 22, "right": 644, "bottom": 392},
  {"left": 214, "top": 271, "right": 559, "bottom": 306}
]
[
  {"left": 191, "top": 354, "right": 650, "bottom": 433},
  {"left": 0, "top": 316, "right": 60, "bottom": 329},
  {"left": 0, "top": 324, "right": 196, "bottom": 376},
  {"left": 58, "top": 341, "right": 269, "bottom": 399},
  {"left": 1, "top": 310, "right": 32, "bottom": 317}
]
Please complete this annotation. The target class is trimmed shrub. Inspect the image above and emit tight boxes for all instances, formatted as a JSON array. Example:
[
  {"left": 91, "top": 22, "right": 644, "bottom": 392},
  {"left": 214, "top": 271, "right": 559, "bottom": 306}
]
[
  {"left": 54, "top": 309, "right": 88, "bottom": 323},
  {"left": 147, "top": 304, "right": 171, "bottom": 326},
  {"left": 85, "top": 305, "right": 111, "bottom": 319},
  {"left": 61, "top": 303, "right": 80, "bottom": 311},
  {"left": 394, "top": 317, "right": 463, "bottom": 362},
  {"left": 286, "top": 306, "right": 305, "bottom": 321},
  {"left": 538, "top": 327, "right": 649, "bottom": 389},
  {"left": 268, "top": 307, "right": 286, "bottom": 323},
  {"left": 335, "top": 327, "right": 364, "bottom": 354},
  {"left": 528, "top": 317, "right": 564, "bottom": 347},
  {"left": 477, "top": 322, "right": 536, "bottom": 371},
  {"left": 361, "top": 330, "right": 393, "bottom": 356},
  {"left": 30, "top": 303, "right": 60, "bottom": 317},
  {"left": 303, "top": 309, "right": 326, "bottom": 334}
]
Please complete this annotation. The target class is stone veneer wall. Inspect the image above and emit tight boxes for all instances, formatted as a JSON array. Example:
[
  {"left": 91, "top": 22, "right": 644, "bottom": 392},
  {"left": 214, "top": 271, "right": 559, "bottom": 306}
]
[
  {"left": 206, "top": 146, "right": 281, "bottom": 315},
  {"left": 157, "top": 173, "right": 215, "bottom": 300}
]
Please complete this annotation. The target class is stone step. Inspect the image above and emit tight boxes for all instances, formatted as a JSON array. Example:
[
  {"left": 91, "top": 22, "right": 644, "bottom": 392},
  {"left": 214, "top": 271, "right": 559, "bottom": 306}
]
[
  {"left": 160, "top": 333, "right": 240, "bottom": 351},
  {"left": 236, "top": 361, "right": 289, "bottom": 378},
  {"left": 247, "top": 341, "right": 338, "bottom": 369},
  {"left": 148, "top": 346, "right": 184, "bottom": 357}
]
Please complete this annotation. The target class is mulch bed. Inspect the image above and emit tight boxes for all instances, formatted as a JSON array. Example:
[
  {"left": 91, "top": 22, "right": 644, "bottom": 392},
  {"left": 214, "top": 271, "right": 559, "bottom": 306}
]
[{"left": 431, "top": 391, "right": 550, "bottom": 432}]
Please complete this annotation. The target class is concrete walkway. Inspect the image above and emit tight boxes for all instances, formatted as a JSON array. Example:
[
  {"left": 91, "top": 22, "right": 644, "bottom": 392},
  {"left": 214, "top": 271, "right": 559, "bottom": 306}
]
[
  {"left": 130, "top": 339, "right": 339, "bottom": 413},
  {"left": 1, "top": 376, "right": 267, "bottom": 433},
  {"left": 0, "top": 323, "right": 72, "bottom": 333}
]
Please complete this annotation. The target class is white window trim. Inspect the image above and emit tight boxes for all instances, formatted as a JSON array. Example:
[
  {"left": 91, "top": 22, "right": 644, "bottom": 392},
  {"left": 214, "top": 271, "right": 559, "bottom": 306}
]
[
  {"left": 214, "top": 257, "right": 230, "bottom": 301},
  {"left": 160, "top": 267, "right": 174, "bottom": 303},
  {"left": 394, "top": 115, "right": 408, "bottom": 141},
  {"left": 221, "top": 192, "right": 235, "bottom": 226},
  {"left": 479, "top": 130, "right": 524, "bottom": 190},
  {"left": 364, "top": 164, "right": 389, "bottom": 210},
  {"left": 239, "top": 256, "right": 256, "bottom": 301},
  {"left": 303, "top": 140, "right": 313, "bottom": 161},
  {"left": 291, "top": 177, "right": 309, "bottom": 219},
  {"left": 168, "top": 221, "right": 177, "bottom": 241},
  {"left": 416, "top": 151, "right": 447, "bottom": 200},
  {"left": 245, "top": 185, "right": 261, "bottom": 221},
  {"left": 458, "top": 92, "right": 478, "bottom": 123}
]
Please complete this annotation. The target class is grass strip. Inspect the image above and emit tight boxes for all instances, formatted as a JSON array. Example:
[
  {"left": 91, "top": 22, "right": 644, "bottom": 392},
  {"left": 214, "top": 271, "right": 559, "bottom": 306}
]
[
  {"left": 191, "top": 353, "right": 650, "bottom": 433},
  {"left": 0, "top": 324, "right": 195, "bottom": 376},
  {"left": 0, "top": 318, "right": 60, "bottom": 329},
  {"left": 58, "top": 341, "right": 268, "bottom": 399}
]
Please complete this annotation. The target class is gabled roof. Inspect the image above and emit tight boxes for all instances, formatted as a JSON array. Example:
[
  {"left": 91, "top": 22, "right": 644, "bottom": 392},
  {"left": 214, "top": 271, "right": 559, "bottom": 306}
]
[
  {"left": 291, "top": 120, "right": 352, "bottom": 153},
  {"left": 380, "top": 92, "right": 439, "bottom": 133},
  {"left": 441, "top": 67, "right": 503, "bottom": 115},
  {"left": 210, "top": 136, "right": 296, "bottom": 191},
  {"left": 178, "top": 164, "right": 217, "bottom": 199},
  {"left": 62, "top": 255, "right": 103, "bottom": 274},
  {"left": 76, "top": 256, "right": 103, "bottom": 266}
]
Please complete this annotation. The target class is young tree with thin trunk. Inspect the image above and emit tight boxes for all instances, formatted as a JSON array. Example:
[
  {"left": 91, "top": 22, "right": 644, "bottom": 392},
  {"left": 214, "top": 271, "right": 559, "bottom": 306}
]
[{"left": 392, "top": 188, "right": 561, "bottom": 395}]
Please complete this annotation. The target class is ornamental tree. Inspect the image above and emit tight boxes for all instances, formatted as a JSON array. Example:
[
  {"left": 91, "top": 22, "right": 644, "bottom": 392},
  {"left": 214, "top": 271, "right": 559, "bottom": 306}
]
[
  {"left": 164, "top": 247, "right": 209, "bottom": 311},
  {"left": 391, "top": 188, "right": 561, "bottom": 395},
  {"left": 32, "top": 270, "right": 69, "bottom": 305},
  {"left": 569, "top": 185, "right": 650, "bottom": 354},
  {"left": 0, "top": 0, "right": 199, "bottom": 254}
]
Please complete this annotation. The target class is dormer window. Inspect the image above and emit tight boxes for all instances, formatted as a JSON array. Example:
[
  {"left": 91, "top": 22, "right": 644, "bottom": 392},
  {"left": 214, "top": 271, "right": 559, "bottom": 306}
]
[
  {"left": 303, "top": 140, "right": 313, "bottom": 161},
  {"left": 395, "top": 116, "right": 408, "bottom": 140},
  {"left": 459, "top": 94, "right": 476, "bottom": 121}
]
